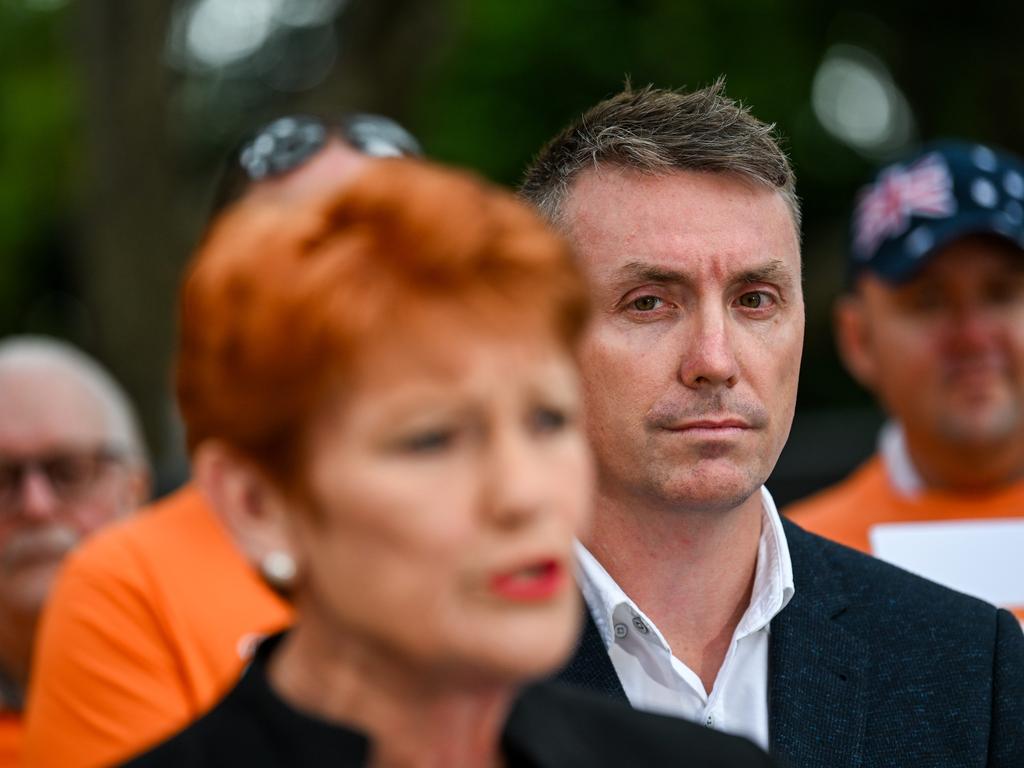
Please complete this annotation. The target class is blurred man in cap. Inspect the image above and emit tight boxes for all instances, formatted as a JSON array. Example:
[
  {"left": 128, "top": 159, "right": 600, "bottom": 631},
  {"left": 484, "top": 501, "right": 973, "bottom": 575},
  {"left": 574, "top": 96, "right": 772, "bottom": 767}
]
[
  {"left": 789, "top": 141, "right": 1024, "bottom": 620},
  {"left": 0, "top": 336, "right": 149, "bottom": 767}
]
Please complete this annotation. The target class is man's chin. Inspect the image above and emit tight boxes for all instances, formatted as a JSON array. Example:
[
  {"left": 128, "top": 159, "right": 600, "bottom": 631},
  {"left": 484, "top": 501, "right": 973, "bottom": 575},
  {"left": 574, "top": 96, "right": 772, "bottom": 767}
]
[
  {"left": 939, "top": 403, "right": 1021, "bottom": 446},
  {"left": 654, "top": 470, "right": 765, "bottom": 515},
  {"left": 0, "top": 560, "right": 61, "bottom": 615}
]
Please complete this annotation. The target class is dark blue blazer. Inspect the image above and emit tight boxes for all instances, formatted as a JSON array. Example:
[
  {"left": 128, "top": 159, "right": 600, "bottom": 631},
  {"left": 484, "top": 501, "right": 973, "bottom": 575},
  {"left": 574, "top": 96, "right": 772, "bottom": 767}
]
[{"left": 555, "top": 519, "right": 1024, "bottom": 768}]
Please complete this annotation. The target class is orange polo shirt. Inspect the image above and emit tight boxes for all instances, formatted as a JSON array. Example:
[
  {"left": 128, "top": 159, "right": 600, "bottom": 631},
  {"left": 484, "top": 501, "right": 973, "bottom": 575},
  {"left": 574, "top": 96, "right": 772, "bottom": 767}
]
[
  {"left": 22, "top": 485, "right": 292, "bottom": 768},
  {"left": 0, "top": 712, "right": 18, "bottom": 768},
  {"left": 787, "top": 455, "right": 1024, "bottom": 620}
]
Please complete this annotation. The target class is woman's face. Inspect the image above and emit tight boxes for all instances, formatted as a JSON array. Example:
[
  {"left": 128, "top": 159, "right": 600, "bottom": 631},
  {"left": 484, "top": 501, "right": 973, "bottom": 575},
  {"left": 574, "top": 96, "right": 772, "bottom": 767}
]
[{"left": 289, "top": 312, "right": 592, "bottom": 685}]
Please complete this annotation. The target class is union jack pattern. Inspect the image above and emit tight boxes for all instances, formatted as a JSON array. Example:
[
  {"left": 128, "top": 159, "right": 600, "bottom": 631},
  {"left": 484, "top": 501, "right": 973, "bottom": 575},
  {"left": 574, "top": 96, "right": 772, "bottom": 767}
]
[{"left": 852, "top": 152, "right": 957, "bottom": 260}]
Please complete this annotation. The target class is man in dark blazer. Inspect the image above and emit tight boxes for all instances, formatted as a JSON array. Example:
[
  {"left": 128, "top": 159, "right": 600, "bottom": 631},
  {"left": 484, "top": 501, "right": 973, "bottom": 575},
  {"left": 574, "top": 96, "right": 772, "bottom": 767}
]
[{"left": 520, "top": 81, "right": 1024, "bottom": 768}]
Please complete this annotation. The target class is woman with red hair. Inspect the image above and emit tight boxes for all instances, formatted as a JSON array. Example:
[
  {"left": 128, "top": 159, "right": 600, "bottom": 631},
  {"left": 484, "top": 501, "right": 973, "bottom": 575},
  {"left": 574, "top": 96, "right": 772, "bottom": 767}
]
[{"left": 126, "top": 159, "right": 773, "bottom": 767}]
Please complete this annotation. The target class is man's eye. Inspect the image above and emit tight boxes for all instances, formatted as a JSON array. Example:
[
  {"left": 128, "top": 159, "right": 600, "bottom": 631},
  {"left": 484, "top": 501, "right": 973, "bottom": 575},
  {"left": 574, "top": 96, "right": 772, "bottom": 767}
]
[
  {"left": 44, "top": 457, "right": 95, "bottom": 487},
  {"left": 985, "top": 280, "right": 1024, "bottom": 306},
  {"left": 631, "top": 296, "right": 662, "bottom": 311},
  {"left": 738, "top": 292, "right": 771, "bottom": 309},
  {"left": 900, "top": 289, "right": 944, "bottom": 313}
]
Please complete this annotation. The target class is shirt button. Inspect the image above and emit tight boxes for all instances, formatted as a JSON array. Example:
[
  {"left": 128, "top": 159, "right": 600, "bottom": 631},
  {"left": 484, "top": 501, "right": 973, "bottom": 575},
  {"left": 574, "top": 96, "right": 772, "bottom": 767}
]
[
  {"left": 705, "top": 714, "right": 716, "bottom": 728},
  {"left": 614, "top": 623, "right": 629, "bottom": 639},
  {"left": 631, "top": 616, "right": 650, "bottom": 635}
]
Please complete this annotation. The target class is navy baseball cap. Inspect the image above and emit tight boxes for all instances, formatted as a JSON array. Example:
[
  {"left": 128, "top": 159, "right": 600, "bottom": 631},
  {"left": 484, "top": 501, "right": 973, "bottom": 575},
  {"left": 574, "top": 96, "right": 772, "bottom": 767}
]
[{"left": 847, "top": 140, "right": 1024, "bottom": 285}]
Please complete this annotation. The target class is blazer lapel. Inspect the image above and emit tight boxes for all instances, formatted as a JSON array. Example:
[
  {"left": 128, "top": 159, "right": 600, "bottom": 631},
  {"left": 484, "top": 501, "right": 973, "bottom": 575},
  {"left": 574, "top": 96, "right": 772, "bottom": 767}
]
[
  {"left": 769, "top": 520, "right": 868, "bottom": 768},
  {"left": 553, "top": 608, "right": 629, "bottom": 703}
]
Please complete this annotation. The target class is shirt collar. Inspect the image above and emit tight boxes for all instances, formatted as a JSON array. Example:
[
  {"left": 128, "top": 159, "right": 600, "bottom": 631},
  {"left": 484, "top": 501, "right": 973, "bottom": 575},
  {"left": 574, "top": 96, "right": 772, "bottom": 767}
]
[
  {"left": 879, "top": 420, "right": 925, "bottom": 497},
  {"left": 738, "top": 486, "right": 795, "bottom": 635},
  {"left": 575, "top": 540, "right": 631, "bottom": 650},
  {"left": 574, "top": 485, "right": 795, "bottom": 652}
]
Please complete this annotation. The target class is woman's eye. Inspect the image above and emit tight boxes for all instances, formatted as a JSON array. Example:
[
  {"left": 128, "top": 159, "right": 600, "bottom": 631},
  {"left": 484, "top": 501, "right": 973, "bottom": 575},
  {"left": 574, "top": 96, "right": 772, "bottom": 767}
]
[
  {"left": 400, "top": 429, "right": 455, "bottom": 453},
  {"left": 631, "top": 295, "right": 662, "bottom": 311},
  {"left": 531, "top": 407, "right": 568, "bottom": 434}
]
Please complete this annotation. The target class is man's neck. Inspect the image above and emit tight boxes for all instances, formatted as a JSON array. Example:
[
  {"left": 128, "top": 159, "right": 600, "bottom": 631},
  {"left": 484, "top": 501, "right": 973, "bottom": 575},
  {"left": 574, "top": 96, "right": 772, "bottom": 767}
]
[
  {"left": 0, "top": 606, "right": 36, "bottom": 710},
  {"left": 269, "top": 619, "right": 513, "bottom": 768},
  {"left": 583, "top": 488, "right": 764, "bottom": 693}
]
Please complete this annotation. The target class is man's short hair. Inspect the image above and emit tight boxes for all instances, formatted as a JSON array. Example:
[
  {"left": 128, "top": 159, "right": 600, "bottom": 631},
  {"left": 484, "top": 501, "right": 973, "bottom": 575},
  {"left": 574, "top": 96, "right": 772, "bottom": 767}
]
[
  {"left": 0, "top": 336, "right": 150, "bottom": 469},
  {"left": 519, "top": 79, "right": 801, "bottom": 231}
]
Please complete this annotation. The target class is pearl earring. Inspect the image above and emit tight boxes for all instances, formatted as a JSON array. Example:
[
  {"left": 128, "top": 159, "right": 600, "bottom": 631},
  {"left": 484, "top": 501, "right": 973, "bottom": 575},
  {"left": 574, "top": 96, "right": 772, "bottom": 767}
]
[{"left": 260, "top": 550, "right": 297, "bottom": 592}]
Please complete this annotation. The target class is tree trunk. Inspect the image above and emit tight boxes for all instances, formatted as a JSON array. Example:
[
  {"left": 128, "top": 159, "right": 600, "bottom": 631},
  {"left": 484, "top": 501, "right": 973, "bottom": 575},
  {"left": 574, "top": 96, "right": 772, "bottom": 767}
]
[{"left": 69, "top": 0, "right": 451, "bottom": 491}]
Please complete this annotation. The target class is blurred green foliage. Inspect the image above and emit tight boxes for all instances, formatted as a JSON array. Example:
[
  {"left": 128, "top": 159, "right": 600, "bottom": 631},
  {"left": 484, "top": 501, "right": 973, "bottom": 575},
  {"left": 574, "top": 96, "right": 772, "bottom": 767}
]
[
  {"left": 416, "top": 0, "right": 821, "bottom": 187},
  {"left": 0, "top": 0, "right": 77, "bottom": 333}
]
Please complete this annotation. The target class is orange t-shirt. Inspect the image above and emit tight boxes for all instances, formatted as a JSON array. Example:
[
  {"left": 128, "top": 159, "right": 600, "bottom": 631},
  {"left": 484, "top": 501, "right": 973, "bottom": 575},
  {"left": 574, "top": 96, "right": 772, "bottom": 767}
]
[
  {"left": 0, "top": 712, "right": 19, "bottom": 768},
  {"left": 22, "top": 485, "right": 292, "bottom": 768},
  {"left": 787, "top": 455, "right": 1024, "bottom": 620}
]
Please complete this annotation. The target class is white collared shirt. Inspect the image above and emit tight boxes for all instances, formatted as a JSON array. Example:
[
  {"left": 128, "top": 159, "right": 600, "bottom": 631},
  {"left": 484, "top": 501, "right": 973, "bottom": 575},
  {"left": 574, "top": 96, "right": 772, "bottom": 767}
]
[
  {"left": 574, "top": 486, "right": 794, "bottom": 750},
  {"left": 879, "top": 421, "right": 925, "bottom": 498}
]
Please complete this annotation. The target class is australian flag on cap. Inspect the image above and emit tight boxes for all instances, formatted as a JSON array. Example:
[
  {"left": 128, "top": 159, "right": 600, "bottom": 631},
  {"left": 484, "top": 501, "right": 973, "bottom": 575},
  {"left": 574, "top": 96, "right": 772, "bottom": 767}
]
[{"left": 848, "top": 140, "right": 1024, "bottom": 284}]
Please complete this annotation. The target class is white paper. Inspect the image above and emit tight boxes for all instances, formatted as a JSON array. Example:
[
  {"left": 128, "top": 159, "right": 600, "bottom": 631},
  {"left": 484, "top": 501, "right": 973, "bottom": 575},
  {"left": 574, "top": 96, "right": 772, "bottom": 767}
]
[{"left": 869, "top": 519, "right": 1024, "bottom": 608}]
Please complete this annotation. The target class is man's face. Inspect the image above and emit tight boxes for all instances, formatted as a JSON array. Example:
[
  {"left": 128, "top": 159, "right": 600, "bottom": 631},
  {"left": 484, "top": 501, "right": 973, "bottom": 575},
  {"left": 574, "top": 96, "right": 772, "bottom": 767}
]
[
  {"left": 563, "top": 166, "right": 804, "bottom": 514},
  {"left": 842, "top": 235, "right": 1024, "bottom": 455},
  {"left": 0, "top": 368, "right": 142, "bottom": 617}
]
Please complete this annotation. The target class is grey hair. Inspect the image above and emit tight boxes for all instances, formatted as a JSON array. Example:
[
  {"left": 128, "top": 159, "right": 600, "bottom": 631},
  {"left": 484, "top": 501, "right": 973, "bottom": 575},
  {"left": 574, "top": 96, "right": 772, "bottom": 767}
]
[
  {"left": 519, "top": 79, "right": 801, "bottom": 232},
  {"left": 0, "top": 336, "right": 150, "bottom": 470}
]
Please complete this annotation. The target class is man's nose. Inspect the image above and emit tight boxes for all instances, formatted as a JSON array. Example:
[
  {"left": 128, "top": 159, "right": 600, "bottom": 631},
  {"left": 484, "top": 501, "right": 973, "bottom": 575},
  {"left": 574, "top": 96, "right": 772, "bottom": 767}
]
[
  {"left": 16, "top": 467, "right": 63, "bottom": 522},
  {"left": 678, "top": 305, "right": 740, "bottom": 389},
  {"left": 945, "top": 300, "right": 1002, "bottom": 352}
]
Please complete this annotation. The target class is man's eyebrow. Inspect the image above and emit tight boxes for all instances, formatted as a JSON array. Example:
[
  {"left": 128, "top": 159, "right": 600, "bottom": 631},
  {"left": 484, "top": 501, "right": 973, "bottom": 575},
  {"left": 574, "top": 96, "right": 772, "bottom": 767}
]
[
  {"left": 614, "top": 259, "right": 796, "bottom": 286},
  {"left": 735, "top": 259, "right": 795, "bottom": 286},
  {"left": 615, "top": 262, "right": 689, "bottom": 285}
]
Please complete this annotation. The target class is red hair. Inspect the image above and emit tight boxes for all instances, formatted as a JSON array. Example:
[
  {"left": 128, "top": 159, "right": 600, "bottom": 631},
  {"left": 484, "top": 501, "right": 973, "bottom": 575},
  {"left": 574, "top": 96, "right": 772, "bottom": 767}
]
[{"left": 176, "top": 159, "right": 589, "bottom": 490}]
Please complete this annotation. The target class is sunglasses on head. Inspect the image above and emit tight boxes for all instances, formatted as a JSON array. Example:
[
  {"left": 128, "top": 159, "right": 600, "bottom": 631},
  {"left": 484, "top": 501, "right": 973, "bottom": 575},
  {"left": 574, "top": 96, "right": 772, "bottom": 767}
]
[
  {"left": 210, "top": 113, "right": 423, "bottom": 215},
  {"left": 239, "top": 113, "right": 422, "bottom": 180}
]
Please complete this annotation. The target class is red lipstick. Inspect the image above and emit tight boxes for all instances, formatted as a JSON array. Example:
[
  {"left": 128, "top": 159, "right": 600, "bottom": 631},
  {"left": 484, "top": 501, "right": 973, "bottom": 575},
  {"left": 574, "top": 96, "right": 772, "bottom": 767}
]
[{"left": 490, "top": 559, "right": 565, "bottom": 602}]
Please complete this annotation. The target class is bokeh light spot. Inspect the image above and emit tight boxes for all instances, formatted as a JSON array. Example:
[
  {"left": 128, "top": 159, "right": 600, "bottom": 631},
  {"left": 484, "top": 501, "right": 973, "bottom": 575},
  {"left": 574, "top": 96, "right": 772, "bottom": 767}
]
[
  {"left": 185, "top": 0, "right": 282, "bottom": 70},
  {"left": 812, "top": 45, "right": 915, "bottom": 157}
]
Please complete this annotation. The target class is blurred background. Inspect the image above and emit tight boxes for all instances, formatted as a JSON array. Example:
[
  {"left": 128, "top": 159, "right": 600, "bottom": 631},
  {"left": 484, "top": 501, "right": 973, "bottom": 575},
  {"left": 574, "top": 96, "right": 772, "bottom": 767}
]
[{"left": 2, "top": 0, "right": 1022, "bottom": 501}]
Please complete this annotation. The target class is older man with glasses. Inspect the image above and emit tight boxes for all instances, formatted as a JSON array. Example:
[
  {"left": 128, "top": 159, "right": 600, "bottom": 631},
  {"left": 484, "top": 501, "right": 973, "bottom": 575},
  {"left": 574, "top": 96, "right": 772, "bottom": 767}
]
[
  {"left": 22, "top": 114, "right": 422, "bottom": 768},
  {"left": 0, "top": 336, "right": 149, "bottom": 767}
]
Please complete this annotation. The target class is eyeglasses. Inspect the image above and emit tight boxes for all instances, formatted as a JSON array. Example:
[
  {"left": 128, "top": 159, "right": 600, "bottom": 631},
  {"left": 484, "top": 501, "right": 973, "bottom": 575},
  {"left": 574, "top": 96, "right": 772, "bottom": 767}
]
[
  {"left": 238, "top": 113, "right": 423, "bottom": 181},
  {"left": 0, "top": 449, "right": 124, "bottom": 507}
]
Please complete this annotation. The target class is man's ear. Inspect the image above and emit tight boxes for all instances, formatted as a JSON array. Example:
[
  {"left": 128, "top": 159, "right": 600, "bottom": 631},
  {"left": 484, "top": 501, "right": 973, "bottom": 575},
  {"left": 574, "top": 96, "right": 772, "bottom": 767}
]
[
  {"left": 192, "top": 441, "right": 294, "bottom": 570},
  {"left": 124, "top": 465, "right": 151, "bottom": 511},
  {"left": 109, "top": 461, "right": 151, "bottom": 518},
  {"left": 834, "top": 292, "right": 879, "bottom": 392}
]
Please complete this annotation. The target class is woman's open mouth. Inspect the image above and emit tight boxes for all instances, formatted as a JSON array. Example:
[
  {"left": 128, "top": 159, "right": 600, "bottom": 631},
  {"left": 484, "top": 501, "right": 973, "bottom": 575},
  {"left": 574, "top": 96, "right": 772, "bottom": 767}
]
[{"left": 489, "top": 559, "right": 565, "bottom": 602}]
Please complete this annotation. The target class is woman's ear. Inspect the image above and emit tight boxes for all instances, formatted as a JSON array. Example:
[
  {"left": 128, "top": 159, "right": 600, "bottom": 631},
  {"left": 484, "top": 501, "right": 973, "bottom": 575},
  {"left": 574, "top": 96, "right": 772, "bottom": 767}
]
[
  {"left": 192, "top": 441, "right": 295, "bottom": 576},
  {"left": 834, "top": 292, "right": 879, "bottom": 392}
]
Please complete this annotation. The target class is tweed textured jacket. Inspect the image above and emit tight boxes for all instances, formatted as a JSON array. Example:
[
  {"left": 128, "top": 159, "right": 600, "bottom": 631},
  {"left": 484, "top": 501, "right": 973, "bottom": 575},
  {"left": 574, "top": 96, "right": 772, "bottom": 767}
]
[{"left": 556, "top": 519, "right": 1024, "bottom": 768}]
